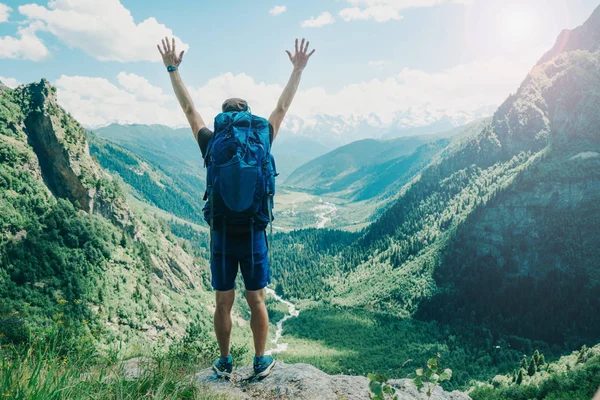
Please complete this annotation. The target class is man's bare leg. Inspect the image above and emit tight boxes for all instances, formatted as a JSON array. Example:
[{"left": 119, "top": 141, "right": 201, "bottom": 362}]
[
  {"left": 245, "top": 289, "right": 269, "bottom": 356},
  {"left": 214, "top": 289, "right": 235, "bottom": 357}
]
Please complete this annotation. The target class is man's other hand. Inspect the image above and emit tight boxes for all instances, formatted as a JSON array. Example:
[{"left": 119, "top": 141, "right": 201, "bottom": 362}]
[
  {"left": 157, "top": 36, "right": 184, "bottom": 68},
  {"left": 286, "top": 38, "right": 315, "bottom": 72}
]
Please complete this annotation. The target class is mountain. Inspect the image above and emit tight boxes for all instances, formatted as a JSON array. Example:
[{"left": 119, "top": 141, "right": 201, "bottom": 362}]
[
  {"left": 282, "top": 105, "right": 495, "bottom": 148},
  {"left": 284, "top": 118, "right": 490, "bottom": 202},
  {"left": 88, "top": 133, "right": 206, "bottom": 225},
  {"left": 381, "top": 105, "right": 497, "bottom": 139},
  {"left": 93, "top": 123, "right": 330, "bottom": 182},
  {"left": 0, "top": 80, "right": 216, "bottom": 347},
  {"left": 273, "top": 6, "right": 600, "bottom": 348},
  {"left": 271, "top": 134, "right": 332, "bottom": 180},
  {"left": 284, "top": 136, "right": 438, "bottom": 197},
  {"left": 537, "top": 4, "right": 600, "bottom": 65},
  {"left": 93, "top": 123, "right": 202, "bottom": 165},
  {"left": 353, "top": 35, "right": 599, "bottom": 343},
  {"left": 262, "top": 10, "right": 600, "bottom": 395}
]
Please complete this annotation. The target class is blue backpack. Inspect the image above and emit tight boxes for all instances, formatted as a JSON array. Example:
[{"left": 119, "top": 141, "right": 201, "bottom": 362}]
[{"left": 203, "top": 110, "right": 277, "bottom": 282}]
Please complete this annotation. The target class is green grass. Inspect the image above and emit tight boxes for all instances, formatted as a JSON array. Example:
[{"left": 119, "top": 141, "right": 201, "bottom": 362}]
[
  {"left": 276, "top": 304, "right": 557, "bottom": 391},
  {"left": 0, "top": 324, "right": 230, "bottom": 400},
  {"left": 265, "top": 297, "right": 288, "bottom": 323}
]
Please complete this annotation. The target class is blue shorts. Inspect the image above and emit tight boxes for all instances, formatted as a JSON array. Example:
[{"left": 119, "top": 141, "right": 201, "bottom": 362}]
[{"left": 210, "top": 229, "right": 271, "bottom": 291}]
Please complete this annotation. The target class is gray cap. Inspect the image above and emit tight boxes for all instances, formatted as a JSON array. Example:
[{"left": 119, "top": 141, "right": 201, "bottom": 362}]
[{"left": 222, "top": 98, "right": 249, "bottom": 112}]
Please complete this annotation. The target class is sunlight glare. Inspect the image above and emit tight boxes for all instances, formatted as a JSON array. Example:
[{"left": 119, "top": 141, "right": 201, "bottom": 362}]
[{"left": 497, "top": 5, "right": 541, "bottom": 50}]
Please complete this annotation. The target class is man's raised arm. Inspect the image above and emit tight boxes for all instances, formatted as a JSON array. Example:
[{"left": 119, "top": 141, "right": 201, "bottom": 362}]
[
  {"left": 157, "top": 37, "right": 207, "bottom": 143},
  {"left": 269, "top": 38, "right": 315, "bottom": 141}
]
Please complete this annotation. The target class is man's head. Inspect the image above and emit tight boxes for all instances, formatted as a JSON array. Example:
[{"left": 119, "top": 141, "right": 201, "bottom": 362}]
[{"left": 222, "top": 98, "right": 249, "bottom": 112}]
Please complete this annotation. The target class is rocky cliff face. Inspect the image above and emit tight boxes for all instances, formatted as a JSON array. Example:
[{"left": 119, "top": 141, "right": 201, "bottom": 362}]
[
  {"left": 193, "top": 363, "right": 471, "bottom": 400},
  {"left": 0, "top": 80, "right": 215, "bottom": 347},
  {"left": 537, "top": 4, "right": 600, "bottom": 65},
  {"left": 416, "top": 50, "right": 600, "bottom": 343},
  {"left": 493, "top": 51, "right": 600, "bottom": 155},
  {"left": 16, "top": 80, "right": 132, "bottom": 229},
  {"left": 326, "top": 6, "right": 600, "bottom": 346}
]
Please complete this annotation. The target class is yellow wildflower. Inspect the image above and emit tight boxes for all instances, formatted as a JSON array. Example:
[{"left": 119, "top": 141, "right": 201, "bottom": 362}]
[{"left": 57, "top": 299, "right": 68, "bottom": 305}]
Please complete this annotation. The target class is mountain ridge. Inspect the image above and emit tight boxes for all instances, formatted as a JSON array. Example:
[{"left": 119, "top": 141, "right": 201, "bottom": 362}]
[
  {"left": 268, "top": 9, "right": 600, "bottom": 351},
  {"left": 0, "top": 79, "right": 218, "bottom": 349},
  {"left": 284, "top": 118, "right": 490, "bottom": 202},
  {"left": 327, "top": 28, "right": 600, "bottom": 344},
  {"left": 537, "top": 4, "right": 600, "bottom": 65}
]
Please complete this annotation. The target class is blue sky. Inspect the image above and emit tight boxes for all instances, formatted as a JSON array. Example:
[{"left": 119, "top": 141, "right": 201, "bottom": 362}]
[{"left": 0, "top": 0, "right": 598, "bottom": 131}]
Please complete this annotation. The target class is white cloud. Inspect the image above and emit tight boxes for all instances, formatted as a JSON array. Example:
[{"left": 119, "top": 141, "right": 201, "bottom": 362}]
[
  {"left": 0, "top": 2, "right": 11, "bottom": 23},
  {"left": 53, "top": 55, "right": 532, "bottom": 135},
  {"left": 340, "top": 6, "right": 403, "bottom": 22},
  {"left": 368, "top": 60, "right": 391, "bottom": 68},
  {"left": 269, "top": 5, "right": 287, "bottom": 16},
  {"left": 0, "top": 76, "right": 20, "bottom": 88},
  {"left": 339, "top": 0, "right": 474, "bottom": 22},
  {"left": 301, "top": 12, "right": 335, "bottom": 28},
  {"left": 18, "top": 0, "right": 188, "bottom": 62},
  {"left": 187, "top": 73, "right": 283, "bottom": 126},
  {"left": 54, "top": 73, "right": 180, "bottom": 127},
  {"left": 116, "top": 72, "right": 172, "bottom": 103},
  {"left": 0, "top": 22, "right": 49, "bottom": 61},
  {"left": 183, "top": 57, "right": 530, "bottom": 129}
]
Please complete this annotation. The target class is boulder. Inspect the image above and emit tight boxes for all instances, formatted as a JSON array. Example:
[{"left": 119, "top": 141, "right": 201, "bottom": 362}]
[{"left": 193, "top": 362, "right": 471, "bottom": 400}]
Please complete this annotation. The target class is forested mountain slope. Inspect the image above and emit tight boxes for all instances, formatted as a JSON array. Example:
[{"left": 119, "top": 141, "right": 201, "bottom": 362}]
[
  {"left": 0, "top": 80, "right": 215, "bottom": 348},
  {"left": 93, "top": 123, "right": 202, "bottom": 167},
  {"left": 538, "top": 4, "right": 600, "bottom": 65},
  {"left": 331, "top": 49, "right": 600, "bottom": 345},
  {"left": 283, "top": 119, "right": 489, "bottom": 202},
  {"left": 94, "top": 123, "right": 330, "bottom": 182},
  {"left": 88, "top": 133, "right": 206, "bottom": 226},
  {"left": 272, "top": 9, "right": 600, "bottom": 350}
]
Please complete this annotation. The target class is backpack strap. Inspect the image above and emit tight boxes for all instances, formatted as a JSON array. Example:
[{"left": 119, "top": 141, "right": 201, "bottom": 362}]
[
  {"left": 268, "top": 193, "right": 273, "bottom": 263},
  {"left": 246, "top": 112, "right": 253, "bottom": 148},
  {"left": 250, "top": 217, "right": 255, "bottom": 280},
  {"left": 209, "top": 184, "right": 214, "bottom": 265},
  {"left": 222, "top": 219, "right": 227, "bottom": 287}
]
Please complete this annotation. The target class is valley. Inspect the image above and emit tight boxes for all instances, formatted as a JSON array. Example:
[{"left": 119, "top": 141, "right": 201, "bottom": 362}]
[{"left": 2, "top": 4, "right": 600, "bottom": 400}]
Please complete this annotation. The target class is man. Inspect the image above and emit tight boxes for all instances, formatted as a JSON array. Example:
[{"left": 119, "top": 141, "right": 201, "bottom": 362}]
[{"left": 157, "top": 36, "right": 314, "bottom": 379}]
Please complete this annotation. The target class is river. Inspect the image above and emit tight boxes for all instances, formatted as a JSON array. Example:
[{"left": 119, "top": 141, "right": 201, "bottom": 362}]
[{"left": 265, "top": 287, "right": 300, "bottom": 355}]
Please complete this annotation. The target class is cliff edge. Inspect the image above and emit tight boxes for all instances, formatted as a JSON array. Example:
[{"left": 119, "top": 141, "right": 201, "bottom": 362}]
[{"left": 193, "top": 362, "right": 471, "bottom": 400}]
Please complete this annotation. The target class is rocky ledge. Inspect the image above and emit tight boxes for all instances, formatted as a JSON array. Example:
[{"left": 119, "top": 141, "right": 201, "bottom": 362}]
[{"left": 193, "top": 362, "right": 471, "bottom": 400}]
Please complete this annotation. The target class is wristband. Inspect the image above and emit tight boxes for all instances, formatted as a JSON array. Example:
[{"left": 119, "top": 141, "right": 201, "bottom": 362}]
[{"left": 167, "top": 65, "right": 178, "bottom": 73}]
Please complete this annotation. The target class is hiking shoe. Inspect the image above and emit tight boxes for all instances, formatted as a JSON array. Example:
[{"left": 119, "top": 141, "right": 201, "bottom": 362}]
[
  {"left": 253, "top": 355, "right": 275, "bottom": 379},
  {"left": 213, "top": 355, "right": 233, "bottom": 378}
]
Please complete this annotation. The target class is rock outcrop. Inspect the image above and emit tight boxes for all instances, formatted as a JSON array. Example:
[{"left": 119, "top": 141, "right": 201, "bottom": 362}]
[
  {"left": 17, "top": 79, "right": 132, "bottom": 229},
  {"left": 537, "top": 4, "right": 600, "bottom": 65},
  {"left": 193, "top": 362, "right": 471, "bottom": 400},
  {"left": 1, "top": 80, "right": 213, "bottom": 346}
]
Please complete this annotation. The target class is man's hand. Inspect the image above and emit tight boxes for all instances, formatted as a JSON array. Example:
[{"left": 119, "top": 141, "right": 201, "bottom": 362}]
[
  {"left": 270, "top": 39, "right": 314, "bottom": 141},
  {"left": 158, "top": 36, "right": 206, "bottom": 139},
  {"left": 157, "top": 36, "right": 184, "bottom": 68},
  {"left": 286, "top": 38, "right": 315, "bottom": 71}
]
